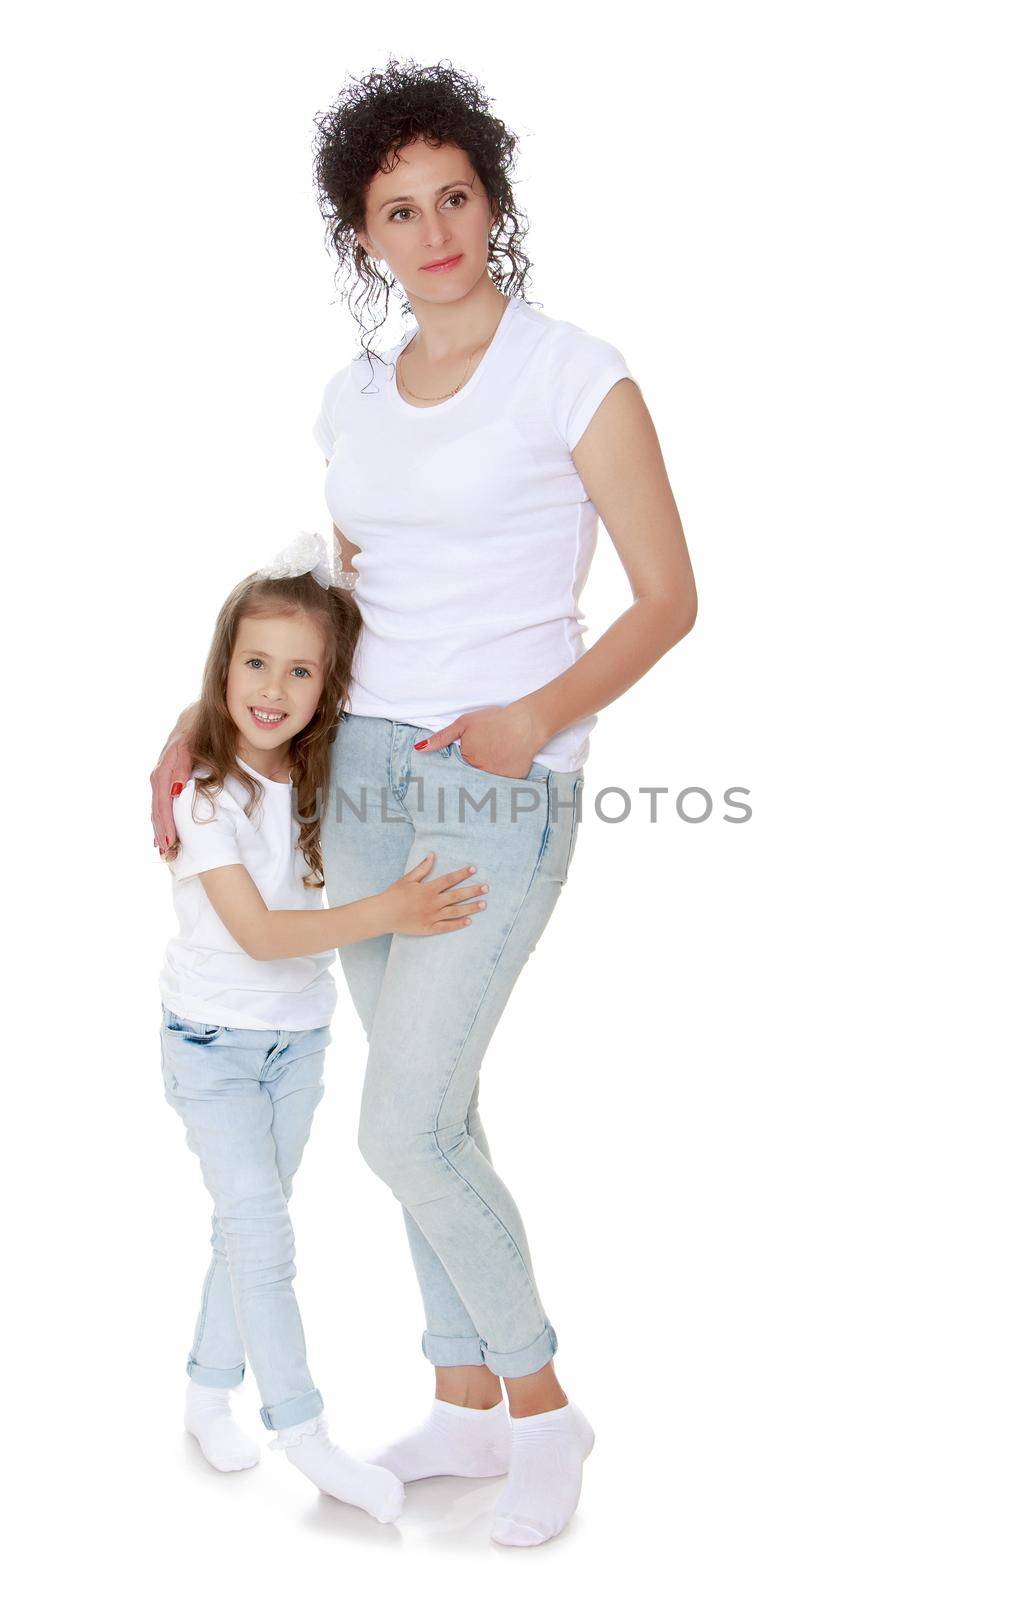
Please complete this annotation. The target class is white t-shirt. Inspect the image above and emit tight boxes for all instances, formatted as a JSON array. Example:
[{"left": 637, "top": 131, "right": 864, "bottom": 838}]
[
  {"left": 313, "top": 294, "right": 636, "bottom": 772},
  {"left": 158, "top": 758, "right": 337, "bottom": 1031}
]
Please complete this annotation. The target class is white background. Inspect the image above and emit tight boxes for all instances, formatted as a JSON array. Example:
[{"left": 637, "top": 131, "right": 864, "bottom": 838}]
[{"left": 4, "top": 3, "right": 1031, "bottom": 1595}]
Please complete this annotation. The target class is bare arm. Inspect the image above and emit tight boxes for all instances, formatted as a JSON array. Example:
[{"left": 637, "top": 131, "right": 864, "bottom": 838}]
[
  {"left": 413, "top": 380, "right": 698, "bottom": 774},
  {"left": 516, "top": 379, "right": 697, "bottom": 745},
  {"left": 196, "top": 855, "right": 489, "bottom": 958},
  {"left": 151, "top": 700, "right": 201, "bottom": 856}
]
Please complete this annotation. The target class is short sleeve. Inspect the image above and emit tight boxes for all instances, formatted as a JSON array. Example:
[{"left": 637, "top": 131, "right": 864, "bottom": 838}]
[
  {"left": 547, "top": 327, "right": 636, "bottom": 453},
  {"left": 313, "top": 367, "right": 347, "bottom": 460},
  {"left": 168, "top": 781, "right": 243, "bottom": 882}
]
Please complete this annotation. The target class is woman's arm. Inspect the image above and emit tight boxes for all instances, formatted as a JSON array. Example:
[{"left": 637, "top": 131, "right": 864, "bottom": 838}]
[
  {"left": 415, "top": 380, "right": 697, "bottom": 772},
  {"left": 196, "top": 856, "right": 488, "bottom": 957},
  {"left": 517, "top": 378, "right": 697, "bottom": 746},
  {"left": 151, "top": 701, "right": 201, "bottom": 856}
]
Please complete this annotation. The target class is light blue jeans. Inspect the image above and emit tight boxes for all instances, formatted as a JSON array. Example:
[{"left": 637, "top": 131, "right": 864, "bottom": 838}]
[
  {"left": 159, "top": 1007, "right": 330, "bottom": 1429},
  {"left": 322, "top": 712, "right": 584, "bottom": 1379}
]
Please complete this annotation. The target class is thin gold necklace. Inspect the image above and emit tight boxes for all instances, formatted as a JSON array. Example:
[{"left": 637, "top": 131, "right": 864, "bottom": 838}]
[{"left": 397, "top": 306, "right": 505, "bottom": 402}]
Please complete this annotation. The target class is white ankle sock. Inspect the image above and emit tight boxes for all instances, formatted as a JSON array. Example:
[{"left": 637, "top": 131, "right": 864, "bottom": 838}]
[
  {"left": 184, "top": 1380, "right": 260, "bottom": 1473},
  {"left": 491, "top": 1401, "right": 595, "bottom": 1546},
  {"left": 274, "top": 1414, "right": 405, "bottom": 1523},
  {"left": 366, "top": 1396, "right": 512, "bottom": 1482}
]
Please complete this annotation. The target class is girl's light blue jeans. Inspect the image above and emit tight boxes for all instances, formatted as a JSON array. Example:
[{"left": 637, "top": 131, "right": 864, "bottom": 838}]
[
  {"left": 322, "top": 712, "right": 584, "bottom": 1380},
  {"left": 159, "top": 1008, "right": 329, "bottom": 1430}
]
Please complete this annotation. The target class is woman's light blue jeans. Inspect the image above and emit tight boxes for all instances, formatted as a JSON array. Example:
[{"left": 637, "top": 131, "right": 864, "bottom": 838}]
[
  {"left": 159, "top": 1008, "right": 330, "bottom": 1429},
  {"left": 322, "top": 712, "right": 584, "bottom": 1380}
]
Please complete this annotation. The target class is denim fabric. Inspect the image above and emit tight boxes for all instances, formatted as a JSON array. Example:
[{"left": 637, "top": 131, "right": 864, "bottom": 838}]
[
  {"left": 159, "top": 1008, "right": 329, "bottom": 1429},
  {"left": 322, "top": 712, "right": 584, "bottom": 1379}
]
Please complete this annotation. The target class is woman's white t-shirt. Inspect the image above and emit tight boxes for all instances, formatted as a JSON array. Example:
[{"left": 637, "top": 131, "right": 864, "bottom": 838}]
[
  {"left": 313, "top": 294, "right": 636, "bottom": 772},
  {"left": 158, "top": 758, "right": 337, "bottom": 1031}
]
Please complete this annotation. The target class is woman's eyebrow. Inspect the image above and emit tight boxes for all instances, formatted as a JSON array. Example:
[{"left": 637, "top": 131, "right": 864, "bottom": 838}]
[{"left": 378, "top": 179, "right": 472, "bottom": 211}]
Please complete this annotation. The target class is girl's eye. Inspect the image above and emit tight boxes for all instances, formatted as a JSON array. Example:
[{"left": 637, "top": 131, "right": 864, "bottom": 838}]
[
  {"left": 245, "top": 658, "right": 264, "bottom": 669},
  {"left": 291, "top": 666, "right": 311, "bottom": 679},
  {"left": 388, "top": 191, "right": 467, "bottom": 223}
]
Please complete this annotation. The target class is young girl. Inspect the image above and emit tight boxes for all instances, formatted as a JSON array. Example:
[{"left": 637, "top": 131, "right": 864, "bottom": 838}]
[{"left": 157, "top": 532, "right": 490, "bottom": 1521}]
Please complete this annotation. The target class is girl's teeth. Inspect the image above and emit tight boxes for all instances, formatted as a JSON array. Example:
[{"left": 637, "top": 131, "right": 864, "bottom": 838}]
[{"left": 252, "top": 709, "right": 285, "bottom": 723}]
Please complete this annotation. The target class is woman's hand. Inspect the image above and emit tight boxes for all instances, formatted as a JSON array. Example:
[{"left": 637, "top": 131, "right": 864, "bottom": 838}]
[
  {"left": 378, "top": 852, "right": 489, "bottom": 936},
  {"left": 151, "top": 704, "right": 199, "bottom": 858},
  {"left": 414, "top": 703, "right": 544, "bottom": 779}
]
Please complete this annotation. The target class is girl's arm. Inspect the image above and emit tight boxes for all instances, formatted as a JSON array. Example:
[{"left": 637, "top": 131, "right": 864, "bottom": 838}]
[{"left": 196, "top": 855, "right": 487, "bottom": 957}]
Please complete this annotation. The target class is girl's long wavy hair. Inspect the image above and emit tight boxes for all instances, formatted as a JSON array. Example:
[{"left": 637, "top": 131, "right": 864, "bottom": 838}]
[
  {"left": 168, "top": 573, "right": 361, "bottom": 888},
  {"left": 312, "top": 55, "right": 537, "bottom": 370}
]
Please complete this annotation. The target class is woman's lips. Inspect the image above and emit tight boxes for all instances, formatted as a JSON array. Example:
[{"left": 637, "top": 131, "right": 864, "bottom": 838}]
[
  {"left": 421, "top": 253, "right": 463, "bottom": 273},
  {"left": 250, "top": 706, "right": 288, "bottom": 728}
]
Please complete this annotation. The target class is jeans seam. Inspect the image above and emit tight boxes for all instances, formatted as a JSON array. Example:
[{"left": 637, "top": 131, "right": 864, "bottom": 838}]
[
  {"left": 189, "top": 1253, "right": 219, "bottom": 1364},
  {"left": 426, "top": 805, "right": 553, "bottom": 1319}
]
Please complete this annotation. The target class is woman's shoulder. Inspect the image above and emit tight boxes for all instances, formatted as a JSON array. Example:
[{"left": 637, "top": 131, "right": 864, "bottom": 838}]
[{"left": 512, "top": 296, "right": 628, "bottom": 365}]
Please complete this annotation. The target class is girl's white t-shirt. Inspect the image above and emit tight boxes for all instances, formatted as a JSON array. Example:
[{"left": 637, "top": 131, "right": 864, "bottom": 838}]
[
  {"left": 158, "top": 758, "right": 337, "bottom": 1031},
  {"left": 313, "top": 294, "right": 636, "bottom": 772}
]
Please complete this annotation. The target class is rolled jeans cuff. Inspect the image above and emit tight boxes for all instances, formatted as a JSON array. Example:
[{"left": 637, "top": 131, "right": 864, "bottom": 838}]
[
  {"left": 421, "top": 1330, "right": 487, "bottom": 1367},
  {"left": 482, "top": 1322, "right": 559, "bottom": 1379},
  {"left": 186, "top": 1356, "right": 246, "bottom": 1388},
  {"left": 259, "top": 1387, "right": 325, "bottom": 1432}
]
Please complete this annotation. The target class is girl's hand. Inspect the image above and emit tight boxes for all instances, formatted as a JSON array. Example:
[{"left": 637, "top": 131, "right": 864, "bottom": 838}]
[
  {"left": 151, "top": 707, "right": 198, "bottom": 858},
  {"left": 379, "top": 852, "right": 489, "bottom": 936}
]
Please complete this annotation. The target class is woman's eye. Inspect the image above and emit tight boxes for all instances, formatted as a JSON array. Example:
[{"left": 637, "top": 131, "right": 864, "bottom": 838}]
[{"left": 389, "top": 192, "right": 466, "bottom": 223}]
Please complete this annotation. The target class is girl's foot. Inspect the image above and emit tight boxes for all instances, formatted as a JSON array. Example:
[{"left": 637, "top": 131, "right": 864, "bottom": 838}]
[
  {"left": 184, "top": 1379, "right": 260, "bottom": 1472},
  {"left": 490, "top": 1401, "right": 595, "bottom": 1546},
  {"left": 274, "top": 1415, "right": 405, "bottom": 1523},
  {"left": 366, "top": 1396, "right": 512, "bottom": 1482}
]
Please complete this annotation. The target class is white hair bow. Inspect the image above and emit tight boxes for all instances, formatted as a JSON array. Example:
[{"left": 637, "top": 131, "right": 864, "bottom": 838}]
[{"left": 255, "top": 531, "right": 357, "bottom": 592}]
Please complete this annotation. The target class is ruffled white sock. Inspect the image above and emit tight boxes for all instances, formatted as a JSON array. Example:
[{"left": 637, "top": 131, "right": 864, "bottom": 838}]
[
  {"left": 491, "top": 1401, "right": 595, "bottom": 1546},
  {"left": 366, "top": 1396, "right": 512, "bottom": 1482},
  {"left": 184, "top": 1380, "right": 260, "bottom": 1472},
  {"left": 274, "top": 1414, "right": 405, "bottom": 1523}
]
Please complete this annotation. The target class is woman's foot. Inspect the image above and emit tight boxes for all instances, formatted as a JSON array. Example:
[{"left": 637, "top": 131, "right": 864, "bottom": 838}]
[
  {"left": 275, "top": 1415, "right": 405, "bottom": 1523},
  {"left": 184, "top": 1379, "right": 260, "bottom": 1472},
  {"left": 490, "top": 1402, "right": 595, "bottom": 1546},
  {"left": 366, "top": 1396, "right": 512, "bottom": 1482}
]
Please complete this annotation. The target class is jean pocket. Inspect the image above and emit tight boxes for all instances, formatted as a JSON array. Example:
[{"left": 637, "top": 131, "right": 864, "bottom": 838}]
[
  {"left": 451, "top": 741, "right": 546, "bottom": 784},
  {"left": 163, "top": 1011, "right": 223, "bottom": 1043}
]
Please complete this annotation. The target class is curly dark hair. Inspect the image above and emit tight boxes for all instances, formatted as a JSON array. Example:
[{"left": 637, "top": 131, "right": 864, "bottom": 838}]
[{"left": 311, "top": 56, "right": 536, "bottom": 366}]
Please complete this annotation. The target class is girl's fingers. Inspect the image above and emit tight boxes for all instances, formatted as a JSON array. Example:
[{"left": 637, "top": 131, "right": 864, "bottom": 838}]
[
  {"left": 443, "top": 884, "right": 488, "bottom": 905},
  {"left": 432, "top": 864, "right": 479, "bottom": 889},
  {"left": 436, "top": 900, "right": 486, "bottom": 921},
  {"left": 404, "top": 851, "right": 436, "bottom": 880}
]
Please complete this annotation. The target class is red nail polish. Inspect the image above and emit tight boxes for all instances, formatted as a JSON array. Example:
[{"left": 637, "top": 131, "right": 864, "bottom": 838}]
[
  {"left": 414, "top": 739, "right": 429, "bottom": 750},
  {"left": 170, "top": 782, "right": 184, "bottom": 797}
]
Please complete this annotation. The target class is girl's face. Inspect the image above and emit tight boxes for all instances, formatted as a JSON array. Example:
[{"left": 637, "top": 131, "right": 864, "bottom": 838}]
[
  {"left": 226, "top": 610, "right": 328, "bottom": 759},
  {"left": 356, "top": 138, "right": 499, "bottom": 308}
]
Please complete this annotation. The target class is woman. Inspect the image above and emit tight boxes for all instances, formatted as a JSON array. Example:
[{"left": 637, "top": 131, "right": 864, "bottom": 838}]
[{"left": 151, "top": 58, "right": 696, "bottom": 1547}]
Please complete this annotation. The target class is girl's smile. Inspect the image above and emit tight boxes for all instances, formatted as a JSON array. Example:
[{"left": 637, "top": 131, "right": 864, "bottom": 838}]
[{"left": 226, "top": 611, "right": 329, "bottom": 777}]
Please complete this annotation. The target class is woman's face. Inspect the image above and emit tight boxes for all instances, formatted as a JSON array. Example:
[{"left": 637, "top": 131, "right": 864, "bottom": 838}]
[
  {"left": 357, "top": 139, "right": 498, "bottom": 307},
  {"left": 226, "top": 610, "right": 327, "bottom": 756}
]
